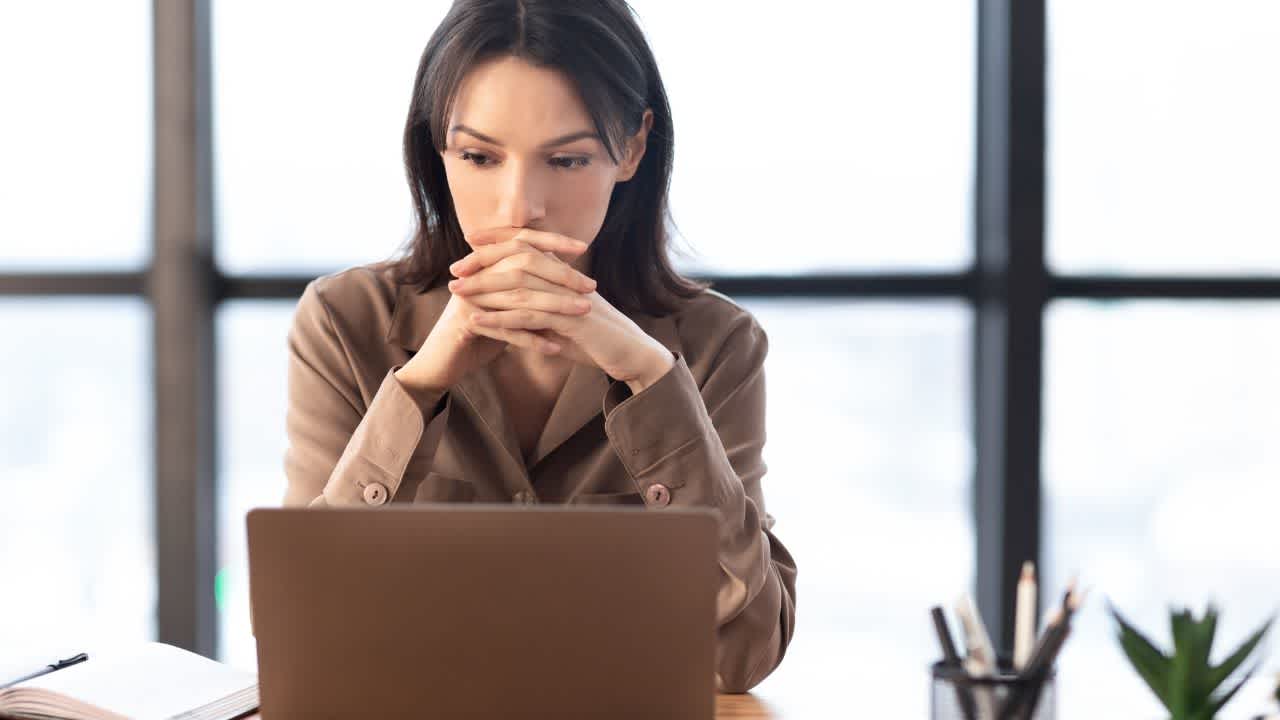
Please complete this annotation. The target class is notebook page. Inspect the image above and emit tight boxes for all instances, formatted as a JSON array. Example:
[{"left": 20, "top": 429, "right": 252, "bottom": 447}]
[{"left": 20, "top": 643, "right": 256, "bottom": 720}]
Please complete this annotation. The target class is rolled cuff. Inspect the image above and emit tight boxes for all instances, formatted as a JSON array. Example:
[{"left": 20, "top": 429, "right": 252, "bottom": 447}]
[
  {"left": 602, "top": 352, "right": 711, "bottom": 490},
  {"left": 318, "top": 367, "right": 447, "bottom": 506}
]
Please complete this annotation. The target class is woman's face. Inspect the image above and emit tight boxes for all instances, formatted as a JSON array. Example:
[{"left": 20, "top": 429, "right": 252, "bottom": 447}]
[{"left": 440, "top": 56, "right": 652, "bottom": 268}]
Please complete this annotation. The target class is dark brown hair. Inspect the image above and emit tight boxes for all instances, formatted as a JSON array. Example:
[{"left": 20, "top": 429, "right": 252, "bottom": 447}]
[{"left": 393, "top": 0, "right": 707, "bottom": 317}]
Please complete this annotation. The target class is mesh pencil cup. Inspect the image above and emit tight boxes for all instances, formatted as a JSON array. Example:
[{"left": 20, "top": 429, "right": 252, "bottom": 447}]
[{"left": 930, "top": 659, "right": 1056, "bottom": 720}]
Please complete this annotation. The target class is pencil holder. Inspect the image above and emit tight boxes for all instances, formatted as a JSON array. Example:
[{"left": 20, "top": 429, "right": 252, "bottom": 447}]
[{"left": 930, "top": 660, "right": 1056, "bottom": 720}]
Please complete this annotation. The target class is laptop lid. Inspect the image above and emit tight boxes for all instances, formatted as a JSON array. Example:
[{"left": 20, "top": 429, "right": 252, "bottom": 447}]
[{"left": 246, "top": 505, "right": 718, "bottom": 719}]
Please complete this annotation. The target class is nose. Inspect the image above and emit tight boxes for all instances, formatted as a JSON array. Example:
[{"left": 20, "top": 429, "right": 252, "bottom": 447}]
[{"left": 495, "top": 159, "right": 546, "bottom": 229}]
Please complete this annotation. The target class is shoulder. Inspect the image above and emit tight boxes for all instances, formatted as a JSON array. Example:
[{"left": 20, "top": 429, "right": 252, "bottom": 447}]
[
  {"left": 291, "top": 261, "right": 401, "bottom": 347},
  {"left": 665, "top": 288, "right": 769, "bottom": 378},
  {"left": 302, "top": 261, "right": 399, "bottom": 315}
]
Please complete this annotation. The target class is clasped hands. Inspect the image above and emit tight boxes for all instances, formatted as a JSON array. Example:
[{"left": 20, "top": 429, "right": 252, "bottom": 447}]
[{"left": 448, "top": 227, "right": 675, "bottom": 392}]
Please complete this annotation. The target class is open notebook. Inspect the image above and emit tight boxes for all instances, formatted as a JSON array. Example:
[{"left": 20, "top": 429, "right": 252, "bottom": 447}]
[{"left": 0, "top": 643, "right": 258, "bottom": 720}]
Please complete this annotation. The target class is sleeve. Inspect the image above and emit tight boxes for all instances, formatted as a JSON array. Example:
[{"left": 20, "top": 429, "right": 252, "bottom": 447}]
[
  {"left": 283, "top": 280, "right": 451, "bottom": 508},
  {"left": 600, "top": 312, "right": 798, "bottom": 693}
]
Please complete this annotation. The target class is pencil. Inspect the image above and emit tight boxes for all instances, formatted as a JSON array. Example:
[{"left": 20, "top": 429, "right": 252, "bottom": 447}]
[{"left": 1013, "top": 562, "right": 1037, "bottom": 671}]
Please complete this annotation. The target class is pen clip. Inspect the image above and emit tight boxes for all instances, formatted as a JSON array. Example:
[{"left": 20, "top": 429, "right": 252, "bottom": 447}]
[{"left": 51, "top": 653, "right": 88, "bottom": 669}]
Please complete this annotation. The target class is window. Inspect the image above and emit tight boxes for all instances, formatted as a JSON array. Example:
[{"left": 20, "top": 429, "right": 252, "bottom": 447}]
[
  {"left": 216, "top": 301, "right": 295, "bottom": 668},
  {"left": 1045, "top": 1, "right": 1280, "bottom": 712},
  {"left": 0, "top": 1, "right": 151, "bottom": 270},
  {"left": 0, "top": 0, "right": 154, "bottom": 660},
  {"left": 1044, "top": 302, "right": 1280, "bottom": 718},
  {"left": 630, "top": 1, "right": 975, "bottom": 274},
  {"left": 742, "top": 300, "right": 972, "bottom": 716},
  {"left": 211, "top": 1, "right": 450, "bottom": 274},
  {"left": 0, "top": 300, "right": 153, "bottom": 652},
  {"left": 1047, "top": 1, "right": 1280, "bottom": 274}
]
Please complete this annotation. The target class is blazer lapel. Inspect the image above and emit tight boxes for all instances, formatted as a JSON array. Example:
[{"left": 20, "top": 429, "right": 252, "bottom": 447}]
[
  {"left": 527, "top": 361, "right": 610, "bottom": 468},
  {"left": 386, "top": 283, "right": 525, "bottom": 471},
  {"left": 453, "top": 365, "right": 526, "bottom": 470},
  {"left": 527, "top": 310, "right": 684, "bottom": 468}
]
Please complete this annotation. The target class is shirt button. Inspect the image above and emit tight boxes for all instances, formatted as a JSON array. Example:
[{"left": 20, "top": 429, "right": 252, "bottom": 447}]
[
  {"left": 644, "top": 483, "right": 671, "bottom": 507},
  {"left": 362, "top": 482, "right": 388, "bottom": 506}
]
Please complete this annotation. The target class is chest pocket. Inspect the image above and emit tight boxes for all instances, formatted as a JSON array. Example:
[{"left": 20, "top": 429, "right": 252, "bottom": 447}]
[{"left": 568, "top": 489, "right": 644, "bottom": 506}]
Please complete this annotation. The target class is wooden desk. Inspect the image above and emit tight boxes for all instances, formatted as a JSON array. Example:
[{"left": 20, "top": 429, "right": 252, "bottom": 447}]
[
  {"left": 713, "top": 693, "right": 783, "bottom": 718},
  {"left": 245, "top": 693, "right": 784, "bottom": 718}
]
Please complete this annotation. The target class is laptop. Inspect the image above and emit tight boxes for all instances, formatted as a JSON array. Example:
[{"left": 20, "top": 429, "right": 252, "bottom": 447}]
[{"left": 246, "top": 505, "right": 719, "bottom": 719}]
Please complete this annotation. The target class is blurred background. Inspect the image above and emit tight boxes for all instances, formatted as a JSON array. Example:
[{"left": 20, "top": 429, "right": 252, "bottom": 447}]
[{"left": 2, "top": 1, "right": 1279, "bottom": 717}]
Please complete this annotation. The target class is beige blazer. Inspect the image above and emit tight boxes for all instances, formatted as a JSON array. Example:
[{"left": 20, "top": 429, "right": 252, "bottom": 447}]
[{"left": 282, "top": 261, "right": 797, "bottom": 693}]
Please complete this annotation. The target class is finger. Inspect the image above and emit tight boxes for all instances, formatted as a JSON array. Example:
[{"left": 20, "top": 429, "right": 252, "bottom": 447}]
[
  {"left": 453, "top": 233, "right": 588, "bottom": 275},
  {"left": 492, "top": 250, "right": 598, "bottom": 292},
  {"left": 463, "top": 226, "right": 523, "bottom": 246},
  {"left": 467, "top": 226, "right": 589, "bottom": 250},
  {"left": 451, "top": 269, "right": 575, "bottom": 299},
  {"left": 465, "top": 287, "right": 593, "bottom": 315},
  {"left": 451, "top": 254, "right": 597, "bottom": 294},
  {"left": 470, "top": 309, "right": 578, "bottom": 335},
  {"left": 486, "top": 248, "right": 596, "bottom": 289},
  {"left": 451, "top": 239, "right": 592, "bottom": 286},
  {"left": 468, "top": 322, "right": 562, "bottom": 354}
]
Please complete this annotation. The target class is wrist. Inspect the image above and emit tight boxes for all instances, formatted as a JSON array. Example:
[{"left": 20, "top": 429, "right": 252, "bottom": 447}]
[
  {"left": 625, "top": 346, "right": 675, "bottom": 395},
  {"left": 394, "top": 365, "right": 449, "bottom": 411}
]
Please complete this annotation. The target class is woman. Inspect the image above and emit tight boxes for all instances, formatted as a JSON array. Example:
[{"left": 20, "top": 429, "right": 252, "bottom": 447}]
[{"left": 283, "top": 0, "right": 797, "bottom": 693}]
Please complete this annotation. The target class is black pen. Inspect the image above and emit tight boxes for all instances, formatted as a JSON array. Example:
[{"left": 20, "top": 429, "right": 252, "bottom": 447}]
[
  {"left": 931, "top": 606, "right": 978, "bottom": 720},
  {"left": 0, "top": 652, "right": 89, "bottom": 690}
]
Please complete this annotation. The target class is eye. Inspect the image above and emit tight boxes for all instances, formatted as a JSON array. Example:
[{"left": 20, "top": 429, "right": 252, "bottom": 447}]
[
  {"left": 459, "top": 151, "right": 493, "bottom": 168},
  {"left": 455, "top": 151, "right": 591, "bottom": 171},
  {"left": 550, "top": 156, "right": 591, "bottom": 170}
]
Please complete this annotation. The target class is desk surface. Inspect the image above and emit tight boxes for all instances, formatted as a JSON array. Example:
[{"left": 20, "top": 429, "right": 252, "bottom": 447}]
[{"left": 245, "top": 693, "right": 783, "bottom": 718}]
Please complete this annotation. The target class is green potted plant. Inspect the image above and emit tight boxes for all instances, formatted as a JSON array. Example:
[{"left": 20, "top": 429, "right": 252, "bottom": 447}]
[{"left": 1109, "top": 602, "right": 1273, "bottom": 720}]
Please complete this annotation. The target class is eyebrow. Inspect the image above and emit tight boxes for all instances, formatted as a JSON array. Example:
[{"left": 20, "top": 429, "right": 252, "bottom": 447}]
[{"left": 449, "top": 124, "right": 601, "bottom": 150}]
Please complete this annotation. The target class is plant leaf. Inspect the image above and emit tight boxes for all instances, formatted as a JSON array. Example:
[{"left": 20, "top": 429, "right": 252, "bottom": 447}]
[
  {"left": 1183, "top": 604, "right": 1219, "bottom": 707},
  {"left": 1206, "top": 615, "right": 1274, "bottom": 695},
  {"left": 1192, "top": 604, "right": 1218, "bottom": 695},
  {"left": 1208, "top": 662, "right": 1258, "bottom": 715},
  {"left": 1110, "top": 601, "right": 1173, "bottom": 708},
  {"left": 1168, "top": 608, "right": 1195, "bottom": 717}
]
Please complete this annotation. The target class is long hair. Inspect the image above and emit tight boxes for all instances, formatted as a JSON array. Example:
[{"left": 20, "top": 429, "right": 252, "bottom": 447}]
[{"left": 393, "top": 0, "right": 707, "bottom": 317}]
